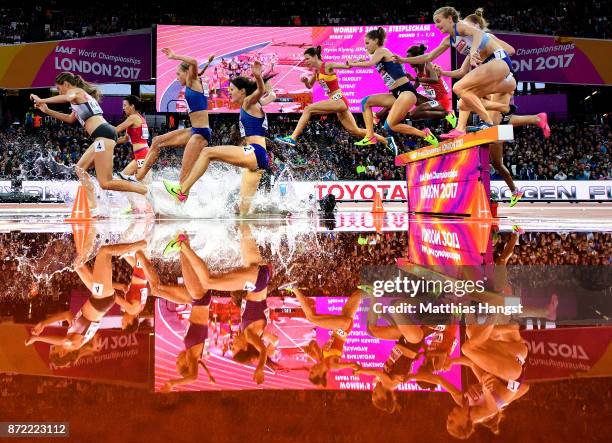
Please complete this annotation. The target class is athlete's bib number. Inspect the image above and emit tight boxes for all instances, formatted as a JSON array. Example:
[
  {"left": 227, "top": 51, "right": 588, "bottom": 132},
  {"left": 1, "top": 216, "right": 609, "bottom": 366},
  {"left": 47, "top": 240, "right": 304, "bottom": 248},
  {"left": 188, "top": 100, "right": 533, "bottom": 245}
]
[
  {"left": 243, "top": 145, "right": 255, "bottom": 156},
  {"left": 92, "top": 283, "right": 104, "bottom": 296},
  {"left": 331, "top": 91, "right": 343, "bottom": 101},
  {"left": 83, "top": 320, "right": 101, "bottom": 343},
  {"left": 139, "top": 287, "right": 148, "bottom": 305},
  {"left": 136, "top": 159, "right": 145, "bottom": 168},
  {"left": 141, "top": 125, "right": 150, "bottom": 139},
  {"left": 381, "top": 72, "right": 395, "bottom": 89},
  {"left": 243, "top": 280, "right": 257, "bottom": 291}
]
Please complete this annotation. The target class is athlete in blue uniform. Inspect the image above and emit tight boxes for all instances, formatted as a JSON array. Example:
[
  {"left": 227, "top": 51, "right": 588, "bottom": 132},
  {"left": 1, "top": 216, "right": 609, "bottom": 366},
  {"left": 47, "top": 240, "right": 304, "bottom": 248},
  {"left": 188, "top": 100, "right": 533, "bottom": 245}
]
[
  {"left": 347, "top": 27, "right": 439, "bottom": 150},
  {"left": 133, "top": 48, "right": 215, "bottom": 183},
  {"left": 163, "top": 61, "right": 271, "bottom": 216},
  {"left": 400, "top": 6, "right": 516, "bottom": 132}
]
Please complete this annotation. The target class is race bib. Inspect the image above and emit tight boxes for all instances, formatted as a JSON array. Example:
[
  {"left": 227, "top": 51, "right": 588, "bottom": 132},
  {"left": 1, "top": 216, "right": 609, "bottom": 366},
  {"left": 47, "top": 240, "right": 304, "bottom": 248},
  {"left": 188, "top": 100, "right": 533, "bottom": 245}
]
[
  {"left": 83, "top": 321, "right": 101, "bottom": 343},
  {"left": 331, "top": 91, "right": 343, "bottom": 101},
  {"left": 136, "top": 159, "right": 145, "bottom": 168},
  {"left": 139, "top": 287, "right": 148, "bottom": 305},
  {"left": 335, "top": 328, "right": 347, "bottom": 338},
  {"left": 243, "top": 145, "right": 255, "bottom": 156},
  {"left": 427, "top": 100, "right": 440, "bottom": 108},
  {"left": 141, "top": 125, "right": 150, "bottom": 139},
  {"left": 507, "top": 380, "right": 520, "bottom": 392},
  {"left": 92, "top": 282, "right": 104, "bottom": 296},
  {"left": 243, "top": 280, "right": 257, "bottom": 291},
  {"left": 94, "top": 140, "right": 105, "bottom": 152}
]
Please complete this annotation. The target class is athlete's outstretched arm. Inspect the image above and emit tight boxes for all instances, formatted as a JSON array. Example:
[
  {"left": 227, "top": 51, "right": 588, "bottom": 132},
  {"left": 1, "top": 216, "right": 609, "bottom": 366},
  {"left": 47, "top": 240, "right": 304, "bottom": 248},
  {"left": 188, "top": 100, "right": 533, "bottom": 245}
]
[
  {"left": 244, "top": 61, "right": 266, "bottom": 106},
  {"left": 33, "top": 103, "right": 77, "bottom": 124},
  {"left": 347, "top": 48, "right": 387, "bottom": 67}
]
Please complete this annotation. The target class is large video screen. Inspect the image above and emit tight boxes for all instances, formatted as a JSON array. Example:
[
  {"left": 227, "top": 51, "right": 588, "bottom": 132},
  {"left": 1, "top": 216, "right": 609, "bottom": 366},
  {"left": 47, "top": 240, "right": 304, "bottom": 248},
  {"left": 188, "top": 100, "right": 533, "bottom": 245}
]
[
  {"left": 155, "top": 296, "right": 462, "bottom": 392},
  {"left": 156, "top": 25, "right": 451, "bottom": 113}
]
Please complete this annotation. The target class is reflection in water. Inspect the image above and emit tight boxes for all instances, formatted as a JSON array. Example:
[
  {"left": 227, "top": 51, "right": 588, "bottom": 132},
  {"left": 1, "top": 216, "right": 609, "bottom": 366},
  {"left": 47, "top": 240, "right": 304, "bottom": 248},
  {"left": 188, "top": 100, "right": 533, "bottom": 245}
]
[{"left": 0, "top": 217, "right": 610, "bottom": 438}]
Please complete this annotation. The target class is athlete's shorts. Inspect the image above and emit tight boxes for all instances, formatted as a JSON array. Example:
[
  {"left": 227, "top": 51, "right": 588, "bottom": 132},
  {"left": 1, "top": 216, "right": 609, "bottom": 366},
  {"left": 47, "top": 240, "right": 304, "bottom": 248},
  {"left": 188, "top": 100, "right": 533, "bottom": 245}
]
[
  {"left": 191, "top": 126, "right": 212, "bottom": 144},
  {"left": 133, "top": 146, "right": 149, "bottom": 168},
  {"left": 244, "top": 143, "right": 270, "bottom": 170},
  {"left": 330, "top": 90, "right": 349, "bottom": 109},
  {"left": 91, "top": 123, "right": 118, "bottom": 142},
  {"left": 483, "top": 49, "right": 513, "bottom": 73},
  {"left": 391, "top": 81, "right": 417, "bottom": 99},
  {"left": 438, "top": 96, "right": 453, "bottom": 113}
]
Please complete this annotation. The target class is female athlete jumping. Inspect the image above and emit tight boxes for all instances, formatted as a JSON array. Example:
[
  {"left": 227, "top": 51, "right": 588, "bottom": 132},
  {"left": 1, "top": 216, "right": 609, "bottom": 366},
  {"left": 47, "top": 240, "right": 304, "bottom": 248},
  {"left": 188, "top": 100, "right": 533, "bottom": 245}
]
[
  {"left": 344, "top": 28, "right": 439, "bottom": 152},
  {"left": 163, "top": 61, "right": 272, "bottom": 216},
  {"left": 31, "top": 72, "right": 148, "bottom": 215},
  {"left": 275, "top": 46, "right": 389, "bottom": 148},
  {"left": 134, "top": 50, "right": 215, "bottom": 182}
]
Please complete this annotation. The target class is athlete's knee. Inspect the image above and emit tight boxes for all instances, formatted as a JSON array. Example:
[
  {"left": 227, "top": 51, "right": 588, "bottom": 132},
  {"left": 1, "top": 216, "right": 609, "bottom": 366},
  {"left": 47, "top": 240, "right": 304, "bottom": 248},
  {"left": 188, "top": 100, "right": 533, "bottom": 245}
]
[
  {"left": 458, "top": 98, "right": 469, "bottom": 111},
  {"left": 97, "top": 177, "right": 113, "bottom": 189},
  {"left": 453, "top": 81, "right": 465, "bottom": 96}
]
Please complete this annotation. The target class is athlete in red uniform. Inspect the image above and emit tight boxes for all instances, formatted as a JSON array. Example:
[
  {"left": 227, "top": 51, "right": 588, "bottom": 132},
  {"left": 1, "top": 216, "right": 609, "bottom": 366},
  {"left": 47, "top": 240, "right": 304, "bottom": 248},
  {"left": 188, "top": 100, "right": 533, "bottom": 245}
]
[
  {"left": 115, "top": 95, "right": 152, "bottom": 182},
  {"left": 275, "top": 46, "right": 388, "bottom": 148},
  {"left": 283, "top": 285, "right": 363, "bottom": 387},
  {"left": 114, "top": 251, "right": 150, "bottom": 333}
]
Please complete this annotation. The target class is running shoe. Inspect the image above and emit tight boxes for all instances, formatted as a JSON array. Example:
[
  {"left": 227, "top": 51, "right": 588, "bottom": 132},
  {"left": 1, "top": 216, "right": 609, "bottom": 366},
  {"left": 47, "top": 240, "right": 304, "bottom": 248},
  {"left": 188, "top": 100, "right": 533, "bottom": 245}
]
[
  {"left": 163, "top": 180, "right": 188, "bottom": 203},
  {"left": 386, "top": 136, "right": 398, "bottom": 155},
  {"left": 278, "top": 281, "right": 298, "bottom": 292},
  {"left": 163, "top": 233, "right": 187, "bottom": 256},
  {"left": 466, "top": 125, "right": 480, "bottom": 133},
  {"left": 357, "top": 284, "right": 374, "bottom": 294},
  {"left": 422, "top": 128, "right": 439, "bottom": 147},
  {"left": 445, "top": 112, "right": 457, "bottom": 128},
  {"left": 118, "top": 171, "right": 138, "bottom": 182},
  {"left": 511, "top": 224, "right": 525, "bottom": 235},
  {"left": 354, "top": 136, "right": 377, "bottom": 146},
  {"left": 537, "top": 112, "right": 550, "bottom": 138},
  {"left": 509, "top": 190, "right": 524, "bottom": 207},
  {"left": 274, "top": 135, "right": 297, "bottom": 147},
  {"left": 500, "top": 104, "right": 518, "bottom": 124},
  {"left": 440, "top": 128, "right": 466, "bottom": 139}
]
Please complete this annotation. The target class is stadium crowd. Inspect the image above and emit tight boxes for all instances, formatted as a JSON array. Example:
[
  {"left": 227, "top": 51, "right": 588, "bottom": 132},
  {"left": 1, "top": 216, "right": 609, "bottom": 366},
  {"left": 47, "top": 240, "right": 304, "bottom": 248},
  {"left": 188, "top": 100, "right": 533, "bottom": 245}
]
[
  {"left": 0, "top": 1, "right": 609, "bottom": 44},
  {"left": 0, "top": 113, "right": 609, "bottom": 182}
]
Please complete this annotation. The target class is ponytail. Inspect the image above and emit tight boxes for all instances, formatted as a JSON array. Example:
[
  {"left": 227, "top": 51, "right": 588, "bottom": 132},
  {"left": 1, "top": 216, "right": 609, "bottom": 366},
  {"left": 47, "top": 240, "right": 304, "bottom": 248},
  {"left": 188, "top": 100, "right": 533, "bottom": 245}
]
[
  {"left": 366, "top": 27, "right": 387, "bottom": 46},
  {"left": 124, "top": 95, "right": 143, "bottom": 112},
  {"left": 465, "top": 8, "right": 489, "bottom": 31},
  {"left": 304, "top": 46, "right": 322, "bottom": 59},
  {"left": 407, "top": 44, "right": 427, "bottom": 57},
  {"left": 54, "top": 71, "right": 101, "bottom": 101}
]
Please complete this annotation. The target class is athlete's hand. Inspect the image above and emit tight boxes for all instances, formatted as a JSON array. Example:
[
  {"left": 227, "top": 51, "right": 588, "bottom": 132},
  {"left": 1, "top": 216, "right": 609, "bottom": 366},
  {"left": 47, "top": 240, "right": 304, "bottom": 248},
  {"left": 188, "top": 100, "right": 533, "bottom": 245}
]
[
  {"left": 391, "top": 54, "right": 403, "bottom": 64},
  {"left": 469, "top": 52, "right": 481, "bottom": 67},
  {"left": 31, "top": 322, "right": 45, "bottom": 336},
  {"left": 161, "top": 47, "right": 176, "bottom": 59},
  {"left": 253, "top": 367, "right": 265, "bottom": 385},
  {"left": 30, "top": 94, "right": 41, "bottom": 103},
  {"left": 481, "top": 373, "right": 498, "bottom": 392},
  {"left": 251, "top": 60, "right": 262, "bottom": 77},
  {"left": 300, "top": 75, "right": 310, "bottom": 84},
  {"left": 431, "top": 64, "right": 443, "bottom": 74},
  {"left": 34, "top": 102, "right": 49, "bottom": 114}
]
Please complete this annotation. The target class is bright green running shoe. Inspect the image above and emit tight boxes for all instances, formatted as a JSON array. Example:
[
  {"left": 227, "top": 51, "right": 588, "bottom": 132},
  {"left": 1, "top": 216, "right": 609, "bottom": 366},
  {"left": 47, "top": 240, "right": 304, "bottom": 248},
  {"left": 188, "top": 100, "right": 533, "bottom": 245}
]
[
  {"left": 163, "top": 179, "right": 188, "bottom": 203},
  {"left": 509, "top": 190, "right": 524, "bottom": 208},
  {"left": 354, "top": 136, "right": 377, "bottom": 146},
  {"left": 445, "top": 112, "right": 457, "bottom": 128},
  {"left": 163, "top": 233, "right": 187, "bottom": 256},
  {"left": 423, "top": 128, "right": 439, "bottom": 147}
]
